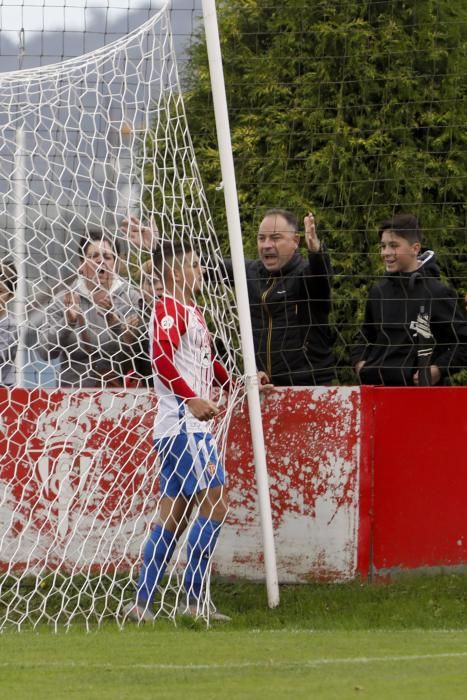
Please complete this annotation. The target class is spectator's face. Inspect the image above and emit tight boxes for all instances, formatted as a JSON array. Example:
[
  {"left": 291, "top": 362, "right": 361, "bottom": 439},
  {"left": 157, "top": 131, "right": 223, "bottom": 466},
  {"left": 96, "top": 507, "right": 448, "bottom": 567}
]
[
  {"left": 380, "top": 231, "right": 421, "bottom": 273},
  {"left": 257, "top": 215, "right": 299, "bottom": 272},
  {"left": 81, "top": 240, "right": 116, "bottom": 289}
]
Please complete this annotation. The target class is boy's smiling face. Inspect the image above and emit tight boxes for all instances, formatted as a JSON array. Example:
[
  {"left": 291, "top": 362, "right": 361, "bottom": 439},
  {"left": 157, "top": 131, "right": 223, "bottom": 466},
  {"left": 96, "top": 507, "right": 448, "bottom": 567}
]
[{"left": 380, "top": 230, "right": 421, "bottom": 273}]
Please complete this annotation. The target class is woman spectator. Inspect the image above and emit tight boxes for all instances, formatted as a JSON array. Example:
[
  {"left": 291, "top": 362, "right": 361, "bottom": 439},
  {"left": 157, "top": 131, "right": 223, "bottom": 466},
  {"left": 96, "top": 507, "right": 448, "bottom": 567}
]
[{"left": 38, "top": 231, "right": 141, "bottom": 388}]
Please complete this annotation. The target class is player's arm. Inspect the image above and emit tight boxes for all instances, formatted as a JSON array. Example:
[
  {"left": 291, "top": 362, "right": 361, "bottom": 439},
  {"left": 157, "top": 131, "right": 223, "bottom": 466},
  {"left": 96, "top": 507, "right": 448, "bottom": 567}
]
[
  {"left": 152, "top": 300, "right": 219, "bottom": 420},
  {"left": 153, "top": 341, "right": 219, "bottom": 420},
  {"left": 212, "top": 356, "right": 273, "bottom": 394},
  {"left": 212, "top": 357, "right": 230, "bottom": 391}
]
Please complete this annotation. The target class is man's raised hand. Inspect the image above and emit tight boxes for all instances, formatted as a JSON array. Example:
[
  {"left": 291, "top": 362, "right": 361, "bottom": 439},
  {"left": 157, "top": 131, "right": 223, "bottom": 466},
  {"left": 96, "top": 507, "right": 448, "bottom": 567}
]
[{"left": 304, "top": 211, "right": 321, "bottom": 253}]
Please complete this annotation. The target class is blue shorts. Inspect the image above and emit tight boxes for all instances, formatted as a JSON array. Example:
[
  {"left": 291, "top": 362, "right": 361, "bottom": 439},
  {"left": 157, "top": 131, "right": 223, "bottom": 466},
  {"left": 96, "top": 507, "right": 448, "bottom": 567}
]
[{"left": 154, "top": 432, "right": 225, "bottom": 499}]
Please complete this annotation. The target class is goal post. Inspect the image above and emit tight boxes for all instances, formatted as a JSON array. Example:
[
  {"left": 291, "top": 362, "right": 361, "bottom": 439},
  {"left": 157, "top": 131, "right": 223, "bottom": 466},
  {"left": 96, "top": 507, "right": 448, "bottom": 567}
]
[
  {"left": 201, "top": 0, "right": 279, "bottom": 609},
  {"left": 0, "top": 0, "right": 277, "bottom": 629},
  {"left": 13, "top": 126, "right": 28, "bottom": 387}
]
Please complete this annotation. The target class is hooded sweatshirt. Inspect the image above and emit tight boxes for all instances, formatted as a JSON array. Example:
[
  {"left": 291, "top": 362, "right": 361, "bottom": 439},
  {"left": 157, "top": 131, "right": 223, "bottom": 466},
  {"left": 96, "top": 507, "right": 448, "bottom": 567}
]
[{"left": 351, "top": 251, "right": 467, "bottom": 386}]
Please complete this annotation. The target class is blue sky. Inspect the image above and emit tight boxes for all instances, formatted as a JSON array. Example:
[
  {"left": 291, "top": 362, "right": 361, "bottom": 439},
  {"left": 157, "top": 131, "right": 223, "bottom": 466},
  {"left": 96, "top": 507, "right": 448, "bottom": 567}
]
[
  {"left": 0, "top": 1, "right": 164, "bottom": 32},
  {"left": 0, "top": 1, "right": 202, "bottom": 70}
]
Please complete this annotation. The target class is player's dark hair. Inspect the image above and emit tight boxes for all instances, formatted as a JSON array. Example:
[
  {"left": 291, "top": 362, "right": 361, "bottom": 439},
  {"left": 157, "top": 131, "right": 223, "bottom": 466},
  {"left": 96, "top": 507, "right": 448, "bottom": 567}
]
[
  {"left": 152, "top": 241, "right": 193, "bottom": 281},
  {"left": 378, "top": 214, "right": 423, "bottom": 244},
  {"left": 262, "top": 208, "right": 299, "bottom": 233},
  {"left": 78, "top": 230, "right": 120, "bottom": 259},
  {"left": 0, "top": 258, "right": 17, "bottom": 295}
]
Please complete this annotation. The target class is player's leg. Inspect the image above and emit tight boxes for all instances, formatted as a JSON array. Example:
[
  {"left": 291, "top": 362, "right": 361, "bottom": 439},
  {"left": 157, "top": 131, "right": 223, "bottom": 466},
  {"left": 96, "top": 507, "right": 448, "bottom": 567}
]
[
  {"left": 183, "top": 484, "right": 227, "bottom": 604},
  {"left": 122, "top": 435, "right": 192, "bottom": 621},
  {"left": 135, "top": 493, "right": 190, "bottom": 605},
  {"left": 180, "top": 433, "right": 230, "bottom": 619}
]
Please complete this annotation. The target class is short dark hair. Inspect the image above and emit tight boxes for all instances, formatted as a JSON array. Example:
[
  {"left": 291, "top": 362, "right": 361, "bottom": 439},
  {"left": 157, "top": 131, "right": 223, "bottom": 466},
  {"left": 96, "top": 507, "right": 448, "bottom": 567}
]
[
  {"left": 262, "top": 209, "right": 299, "bottom": 233},
  {"left": 0, "top": 258, "right": 17, "bottom": 295},
  {"left": 152, "top": 241, "right": 193, "bottom": 281},
  {"left": 78, "top": 230, "right": 120, "bottom": 259},
  {"left": 378, "top": 214, "right": 422, "bottom": 244}
]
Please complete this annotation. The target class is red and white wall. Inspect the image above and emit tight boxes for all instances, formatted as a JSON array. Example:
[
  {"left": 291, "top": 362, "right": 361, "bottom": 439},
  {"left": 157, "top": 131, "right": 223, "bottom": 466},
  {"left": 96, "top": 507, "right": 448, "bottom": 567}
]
[
  {"left": 0, "top": 386, "right": 465, "bottom": 581},
  {"left": 218, "top": 387, "right": 361, "bottom": 581}
]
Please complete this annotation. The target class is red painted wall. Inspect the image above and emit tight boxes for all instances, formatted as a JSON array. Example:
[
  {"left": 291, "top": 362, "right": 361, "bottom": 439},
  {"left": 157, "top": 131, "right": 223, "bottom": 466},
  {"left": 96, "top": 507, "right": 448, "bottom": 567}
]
[
  {"left": 220, "top": 387, "right": 360, "bottom": 581},
  {"left": 361, "top": 386, "right": 467, "bottom": 577},
  {"left": 0, "top": 387, "right": 360, "bottom": 581},
  {"left": 0, "top": 386, "right": 466, "bottom": 581}
]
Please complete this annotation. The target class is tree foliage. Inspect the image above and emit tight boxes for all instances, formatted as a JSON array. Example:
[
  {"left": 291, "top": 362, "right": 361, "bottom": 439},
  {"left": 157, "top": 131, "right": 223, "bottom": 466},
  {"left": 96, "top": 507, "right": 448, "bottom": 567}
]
[{"left": 180, "top": 0, "right": 467, "bottom": 381}]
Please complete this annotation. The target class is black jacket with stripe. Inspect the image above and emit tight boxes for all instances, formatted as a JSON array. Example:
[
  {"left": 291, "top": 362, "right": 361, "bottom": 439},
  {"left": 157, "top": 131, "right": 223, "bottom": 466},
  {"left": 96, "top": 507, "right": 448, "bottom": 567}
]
[{"left": 220, "top": 248, "right": 335, "bottom": 386}]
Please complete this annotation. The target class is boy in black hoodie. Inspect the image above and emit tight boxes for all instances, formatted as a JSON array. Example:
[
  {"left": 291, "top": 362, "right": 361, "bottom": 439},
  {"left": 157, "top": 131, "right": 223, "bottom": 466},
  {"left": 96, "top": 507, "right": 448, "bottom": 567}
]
[{"left": 351, "top": 214, "right": 467, "bottom": 386}]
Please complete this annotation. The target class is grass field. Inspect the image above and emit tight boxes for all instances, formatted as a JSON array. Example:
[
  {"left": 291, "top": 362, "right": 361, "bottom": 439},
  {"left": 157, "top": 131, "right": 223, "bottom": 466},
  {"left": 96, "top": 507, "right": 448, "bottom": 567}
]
[{"left": 1, "top": 575, "right": 466, "bottom": 699}]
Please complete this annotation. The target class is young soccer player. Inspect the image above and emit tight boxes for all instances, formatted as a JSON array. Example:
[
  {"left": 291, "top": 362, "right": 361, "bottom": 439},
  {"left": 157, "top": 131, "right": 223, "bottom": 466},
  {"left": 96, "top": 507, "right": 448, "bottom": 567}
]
[
  {"left": 351, "top": 214, "right": 467, "bottom": 386},
  {"left": 123, "top": 241, "right": 270, "bottom": 623}
]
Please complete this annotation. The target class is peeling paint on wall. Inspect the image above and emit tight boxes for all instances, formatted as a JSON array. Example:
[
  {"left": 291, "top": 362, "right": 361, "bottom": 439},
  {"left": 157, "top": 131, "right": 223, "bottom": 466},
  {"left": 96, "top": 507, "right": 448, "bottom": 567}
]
[
  {"left": 0, "top": 387, "right": 361, "bottom": 582},
  {"left": 217, "top": 387, "right": 361, "bottom": 581}
]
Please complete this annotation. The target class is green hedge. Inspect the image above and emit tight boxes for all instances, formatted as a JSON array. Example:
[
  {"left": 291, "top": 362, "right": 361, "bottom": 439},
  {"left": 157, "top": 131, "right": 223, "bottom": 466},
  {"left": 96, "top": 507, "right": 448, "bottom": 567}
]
[{"left": 158, "top": 1, "right": 467, "bottom": 382}]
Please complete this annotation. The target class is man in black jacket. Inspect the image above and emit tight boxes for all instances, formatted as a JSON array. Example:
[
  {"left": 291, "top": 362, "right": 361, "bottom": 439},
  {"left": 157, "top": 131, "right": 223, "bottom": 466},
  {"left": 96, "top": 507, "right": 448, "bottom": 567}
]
[
  {"left": 220, "top": 209, "right": 336, "bottom": 385},
  {"left": 122, "top": 209, "right": 336, "bottom": 386},
  {"left": 351, "top": 214, "right": 467, "bottom": 386}
]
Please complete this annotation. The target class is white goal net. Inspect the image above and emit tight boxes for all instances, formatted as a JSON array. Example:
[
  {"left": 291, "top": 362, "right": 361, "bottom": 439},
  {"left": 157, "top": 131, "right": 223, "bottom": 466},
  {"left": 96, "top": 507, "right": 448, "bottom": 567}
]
[{"left": 0, "top": 1, "right": 245, "bottom": 630}]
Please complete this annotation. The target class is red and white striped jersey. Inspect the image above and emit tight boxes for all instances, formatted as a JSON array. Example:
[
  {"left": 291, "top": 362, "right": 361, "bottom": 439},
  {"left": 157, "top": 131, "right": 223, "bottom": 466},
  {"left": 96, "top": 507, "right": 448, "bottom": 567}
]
[{"left": 150, "top": 295, "right": 221, "bottom": 438}]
